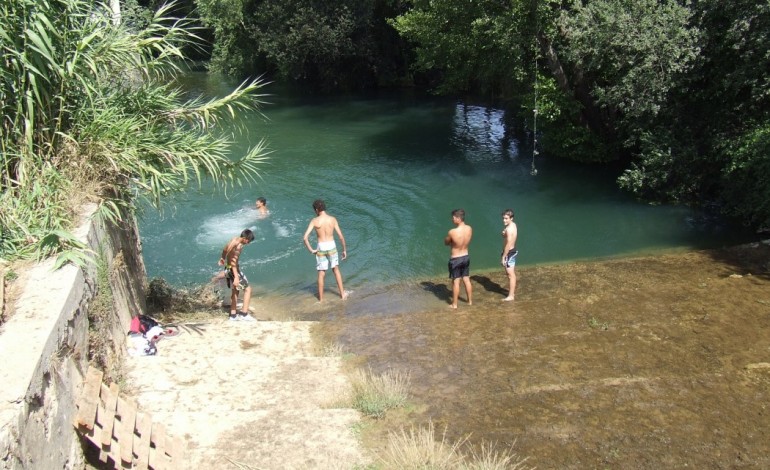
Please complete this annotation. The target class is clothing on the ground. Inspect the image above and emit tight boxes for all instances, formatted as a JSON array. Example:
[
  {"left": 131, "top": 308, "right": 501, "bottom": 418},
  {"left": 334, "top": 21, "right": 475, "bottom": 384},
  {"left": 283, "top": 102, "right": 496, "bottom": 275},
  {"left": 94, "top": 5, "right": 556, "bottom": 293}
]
[
  {"left": 448, "top": 255, "right": 470, "bottom": 279},
  {"left": 316, "top": 240, "right": 339, "bottom": 271}
]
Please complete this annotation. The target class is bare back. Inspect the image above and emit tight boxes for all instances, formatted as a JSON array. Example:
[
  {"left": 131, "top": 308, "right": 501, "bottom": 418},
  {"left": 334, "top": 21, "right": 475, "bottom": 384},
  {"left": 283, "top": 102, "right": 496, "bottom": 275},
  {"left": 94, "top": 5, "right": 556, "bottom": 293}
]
[
  {"left": 446, "top": 223, "right": 472, "bottom": 258},
  {"left": 303, "top": 210, "right": 347, "bottom": 255},
  {"left": 311, "top": 213, "right": 339, "bottom": 243}
]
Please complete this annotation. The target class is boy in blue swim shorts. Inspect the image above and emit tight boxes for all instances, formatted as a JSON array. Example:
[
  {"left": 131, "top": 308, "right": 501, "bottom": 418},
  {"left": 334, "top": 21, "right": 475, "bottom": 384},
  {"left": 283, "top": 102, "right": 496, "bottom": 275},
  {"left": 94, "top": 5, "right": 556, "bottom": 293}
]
[{"left": 501, "top": 208, "right": 518, "bottom": 301}]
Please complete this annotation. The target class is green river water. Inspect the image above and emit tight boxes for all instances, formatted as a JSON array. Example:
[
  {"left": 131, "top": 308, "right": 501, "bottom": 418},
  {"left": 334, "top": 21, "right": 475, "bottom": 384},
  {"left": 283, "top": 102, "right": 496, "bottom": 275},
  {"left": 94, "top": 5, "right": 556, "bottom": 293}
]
[{"left": 138, "top": 72, "right": 755, "bottom": 299}]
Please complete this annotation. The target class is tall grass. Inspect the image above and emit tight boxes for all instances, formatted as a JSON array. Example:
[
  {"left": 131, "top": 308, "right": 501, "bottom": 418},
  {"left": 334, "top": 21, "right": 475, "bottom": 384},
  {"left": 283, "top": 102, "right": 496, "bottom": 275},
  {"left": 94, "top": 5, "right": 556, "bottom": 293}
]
[
  {"left": 379, "top": 421, "right": 533, "bottom": 470},
  {"left": 0, "top": 0, "right": 269, "bottom": 265},
  {"left": 380, "top": 421, "right": 465, "bottom": 469}
]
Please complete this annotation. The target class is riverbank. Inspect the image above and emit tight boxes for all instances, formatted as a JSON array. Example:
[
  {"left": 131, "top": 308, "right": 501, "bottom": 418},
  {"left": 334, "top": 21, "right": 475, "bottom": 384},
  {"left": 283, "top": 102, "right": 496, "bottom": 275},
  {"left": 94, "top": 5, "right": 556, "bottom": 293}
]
[
  {"left": 128, "top": 241, "right": 770, "bottom": 468},
  {"left": 315, "top": 241, "right": 770, "bottom": 468}
]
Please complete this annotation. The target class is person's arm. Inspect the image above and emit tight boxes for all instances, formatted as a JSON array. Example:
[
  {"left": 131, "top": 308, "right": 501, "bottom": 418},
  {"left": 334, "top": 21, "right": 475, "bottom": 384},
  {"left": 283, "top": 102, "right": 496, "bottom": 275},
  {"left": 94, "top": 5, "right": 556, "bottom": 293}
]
[
  {"left": 219, "top": 240, "right": 231, "bottom": 266},
  {"left": 502, "top": 225, "right": 518, "bottom": 264},
  {"left": 334, "top": 219, "right": 347, "bottom": 260},
  {"left": 444, "top": 229, "right": 453, "bottom": 246},
  {"left": 229, "top": 245, "right": 242, "bottom": 287},
  {"left": 303, "top": 222, "right": 317, "bottom": 253}
]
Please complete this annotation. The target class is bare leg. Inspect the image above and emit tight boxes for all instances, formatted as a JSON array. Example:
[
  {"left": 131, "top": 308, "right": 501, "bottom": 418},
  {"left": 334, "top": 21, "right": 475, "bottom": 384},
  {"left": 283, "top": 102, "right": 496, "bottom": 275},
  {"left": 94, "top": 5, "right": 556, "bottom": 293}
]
[
  {"left": 462, "top": 276, "right": 473, "bottom": 305},
  {"left": 317, "top": 270, "right": 326, "bottom": 302},
  {"left": 450, "top": 278, "right": 461, "bottom": 308},
  {"left": 241, "top": 285, "right": 252, "bottom": 312},
  {"left": 230, "top": 288, "right": 238, "bottom": 316},
  {"left": 503, "top": 266, "right": 516, "bottom": 301},
  {"left": 332, "top": 266, "right": 347, "bottom": 299}
]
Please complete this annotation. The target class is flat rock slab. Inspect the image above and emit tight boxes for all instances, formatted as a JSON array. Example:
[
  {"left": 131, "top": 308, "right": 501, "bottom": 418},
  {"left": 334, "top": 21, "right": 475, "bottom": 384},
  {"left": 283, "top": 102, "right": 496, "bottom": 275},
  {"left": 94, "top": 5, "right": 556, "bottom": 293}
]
[{"left": 126, "top": 320, "right": 366, "bottom": 469}]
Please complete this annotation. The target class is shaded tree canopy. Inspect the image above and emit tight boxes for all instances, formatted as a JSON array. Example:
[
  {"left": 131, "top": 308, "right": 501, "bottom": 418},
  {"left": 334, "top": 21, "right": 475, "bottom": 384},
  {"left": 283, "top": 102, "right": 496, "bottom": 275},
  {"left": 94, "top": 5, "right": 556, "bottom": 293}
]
[
  {"left": 196, "top": 0, "right": 411, "bottom": 91},
  {"left": 181, "top": 0, "right": 770, "bottom": 227}
]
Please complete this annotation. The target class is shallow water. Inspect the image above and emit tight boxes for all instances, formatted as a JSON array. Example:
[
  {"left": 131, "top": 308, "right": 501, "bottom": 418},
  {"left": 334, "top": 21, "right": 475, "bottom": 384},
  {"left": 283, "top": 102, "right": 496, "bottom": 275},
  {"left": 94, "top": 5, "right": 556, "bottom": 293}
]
[
  {"left": 138, "top": 73, "right": 756, "bottom": 299},
  {"left": 310, "top": 245, "right": 770, "bottom": 468}
]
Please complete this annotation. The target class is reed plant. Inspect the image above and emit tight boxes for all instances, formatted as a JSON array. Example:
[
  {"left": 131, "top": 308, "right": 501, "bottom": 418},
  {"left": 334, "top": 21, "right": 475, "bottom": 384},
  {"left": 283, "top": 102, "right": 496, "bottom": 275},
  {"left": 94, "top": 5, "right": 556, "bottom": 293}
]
[
  {"left": 0, "top": 0, "right": 269, "bottom": 266},
  {"left": 350, "top": 366, "right": 411, "bottom": 418}
]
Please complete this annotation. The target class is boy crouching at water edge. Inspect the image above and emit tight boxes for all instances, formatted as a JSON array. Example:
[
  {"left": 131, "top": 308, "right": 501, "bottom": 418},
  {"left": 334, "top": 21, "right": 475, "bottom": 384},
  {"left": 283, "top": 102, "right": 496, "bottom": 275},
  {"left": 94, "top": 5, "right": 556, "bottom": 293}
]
[{"left": 219, "top": 229, "right": 257, "bottom": 321}]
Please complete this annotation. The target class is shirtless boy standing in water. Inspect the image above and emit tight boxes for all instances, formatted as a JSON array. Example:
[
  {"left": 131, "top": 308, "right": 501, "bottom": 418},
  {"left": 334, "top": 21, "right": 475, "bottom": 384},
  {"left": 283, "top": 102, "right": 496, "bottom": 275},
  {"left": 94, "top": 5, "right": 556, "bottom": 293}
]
[
  {"left": 303, "top": 199, "right": 348, "bottom": 302},
  {"left": 219, "top": 229, "right": 256, "bottom": 321},
  {"left": 501, "top": 208, "right": 518, "bottom": 301},
  {"left": 444, "top": 208, "right": 473, "bottom": 309}
]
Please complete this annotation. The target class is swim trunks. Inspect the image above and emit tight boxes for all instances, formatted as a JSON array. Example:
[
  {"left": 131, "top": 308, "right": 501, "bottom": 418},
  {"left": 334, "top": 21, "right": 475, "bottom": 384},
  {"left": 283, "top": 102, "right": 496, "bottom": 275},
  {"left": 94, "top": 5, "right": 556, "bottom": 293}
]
[
  {"left": 316, "top": 240, "right": 339, "bottom": 271},
  {"left": 448, "top": 255, "right": 470, "bottom": 279},
  {"left": 225, "top": 267, "right": 249, "bottom": 290},
  {"left": 503, "top": 248, "right": 518, "bottom": 268}
]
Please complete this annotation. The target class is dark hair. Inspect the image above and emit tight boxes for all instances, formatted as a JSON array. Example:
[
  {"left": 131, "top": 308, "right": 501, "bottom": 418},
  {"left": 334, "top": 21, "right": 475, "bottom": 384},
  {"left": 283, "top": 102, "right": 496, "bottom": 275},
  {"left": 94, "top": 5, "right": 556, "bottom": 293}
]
[
  {"left": 256, "top": 197, "right": 266, "bottom": 205},
  {"left": 502, "top": 209, "right": 514, "bottom": 219},
  {"left": 313, "top": 199, "right": 326, "bottom": 212},
  {"left": 240, "top": 229, "right": 255, "bottom": 242},
  {"left": 451, "top": 208, "right": 465, "bottom": 221}
]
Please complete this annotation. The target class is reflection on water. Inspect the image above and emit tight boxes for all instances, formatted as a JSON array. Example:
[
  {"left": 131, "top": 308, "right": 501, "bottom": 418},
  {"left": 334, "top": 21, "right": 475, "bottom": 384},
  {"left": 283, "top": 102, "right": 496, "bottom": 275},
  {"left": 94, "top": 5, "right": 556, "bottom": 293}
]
[{"left": 451, "top": 103, "right": 519, "bottom": 163}]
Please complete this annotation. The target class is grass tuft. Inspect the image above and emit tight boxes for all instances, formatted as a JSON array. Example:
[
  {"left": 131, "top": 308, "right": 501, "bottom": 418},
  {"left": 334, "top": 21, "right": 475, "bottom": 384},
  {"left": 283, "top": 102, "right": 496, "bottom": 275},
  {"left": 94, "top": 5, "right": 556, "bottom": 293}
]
[
  {"left": 379, "top": 421, "right": 464, "bottom": 469},
  {"left": 378, "top": 421, "right": 532, "bottom": 470},
  {"left": 320, "top": 341, "right": 347, "bottom": 357},
  {"left": 350, "top": 366, "right": 410, "bottom": 418},
  {"left": 461, "top": 441, "right": 532, "bottom": 470}
]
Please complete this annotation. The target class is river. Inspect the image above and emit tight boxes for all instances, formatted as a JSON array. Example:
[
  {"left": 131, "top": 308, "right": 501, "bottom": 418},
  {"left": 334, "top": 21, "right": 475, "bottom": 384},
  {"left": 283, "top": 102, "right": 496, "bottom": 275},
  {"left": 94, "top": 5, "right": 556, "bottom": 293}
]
[{"left": 137, "top": 72, "right": 755, "bottom": 299}]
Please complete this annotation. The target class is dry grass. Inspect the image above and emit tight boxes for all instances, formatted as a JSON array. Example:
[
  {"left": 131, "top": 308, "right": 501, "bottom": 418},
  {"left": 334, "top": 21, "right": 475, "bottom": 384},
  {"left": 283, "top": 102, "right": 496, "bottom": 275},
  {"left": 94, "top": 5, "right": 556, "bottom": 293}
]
[
  {"left": 318, "top": 341, "right": 347, "bottom": 357},
  {"left": 462, "top": 442, "right": 532, "bottom": 470},
  {"left": 379, "top": 421, "right": 464, "bottom": 469},
  {"left": 378, "top": 421, "right": 532, "bottom": 470}
]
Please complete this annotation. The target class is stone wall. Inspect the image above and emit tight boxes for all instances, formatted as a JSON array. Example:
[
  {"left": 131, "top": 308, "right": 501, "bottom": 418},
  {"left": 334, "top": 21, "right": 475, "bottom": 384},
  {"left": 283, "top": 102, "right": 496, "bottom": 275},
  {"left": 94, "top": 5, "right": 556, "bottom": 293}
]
[{"left": 0, "top": 204, "right": 147, "bottom": 469}]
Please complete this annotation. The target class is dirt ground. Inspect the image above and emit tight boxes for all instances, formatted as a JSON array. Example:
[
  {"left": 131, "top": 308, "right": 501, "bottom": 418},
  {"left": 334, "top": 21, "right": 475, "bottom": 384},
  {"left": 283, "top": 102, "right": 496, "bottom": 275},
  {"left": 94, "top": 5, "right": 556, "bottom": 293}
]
[{"left": 125, "top": 242, "right": 770, "bottom": 469}]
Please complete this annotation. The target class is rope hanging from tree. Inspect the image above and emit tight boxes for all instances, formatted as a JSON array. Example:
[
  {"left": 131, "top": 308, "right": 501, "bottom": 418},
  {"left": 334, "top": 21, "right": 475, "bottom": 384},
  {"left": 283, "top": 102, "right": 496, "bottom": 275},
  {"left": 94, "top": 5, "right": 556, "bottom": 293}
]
[{"left": 531, "top": 55, "right": 539, "bottom": 176}]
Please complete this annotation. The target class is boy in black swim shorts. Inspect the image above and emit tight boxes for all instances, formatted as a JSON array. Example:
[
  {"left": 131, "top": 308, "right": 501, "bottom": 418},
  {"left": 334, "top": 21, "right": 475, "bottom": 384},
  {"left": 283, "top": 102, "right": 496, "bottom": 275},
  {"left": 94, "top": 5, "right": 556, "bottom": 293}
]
[{"left": 444, "top": 209, "right": 473, "bottom": 309}]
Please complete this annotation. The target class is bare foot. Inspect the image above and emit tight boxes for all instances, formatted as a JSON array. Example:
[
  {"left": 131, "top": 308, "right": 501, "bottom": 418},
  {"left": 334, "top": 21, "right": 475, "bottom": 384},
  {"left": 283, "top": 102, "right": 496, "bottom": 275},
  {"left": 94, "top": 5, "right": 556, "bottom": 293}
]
[
  {"left": 502, "top": 296, "right": 515, "bottom": 302},
  {"left": 448, "top": 304, "right": 458, "bottom": 309},
  {"left": 341, "top": 290, "right": 350, "bottom": 300}
]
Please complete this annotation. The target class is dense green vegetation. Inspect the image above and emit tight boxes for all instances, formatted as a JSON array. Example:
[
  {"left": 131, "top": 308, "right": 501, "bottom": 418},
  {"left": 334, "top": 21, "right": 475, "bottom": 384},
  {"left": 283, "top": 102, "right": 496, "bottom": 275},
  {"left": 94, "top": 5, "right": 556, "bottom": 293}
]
[
  {"left": 2, "top": 0, "right": 768, "bottom": 264},
  {"left": 196, "top": 0, "right": 412, "bottom": 91},
  {"left": 198, "top": 0, "right": 770, "bottom": 228},
  {"left": 0, "top": 0, "right": 268, "bottom": 264}
]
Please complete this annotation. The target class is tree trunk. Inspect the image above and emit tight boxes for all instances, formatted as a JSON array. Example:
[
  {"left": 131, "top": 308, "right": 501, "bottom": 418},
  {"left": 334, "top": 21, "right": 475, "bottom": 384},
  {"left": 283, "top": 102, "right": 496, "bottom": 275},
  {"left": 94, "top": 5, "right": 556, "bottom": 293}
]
[
  {"left": 537, "top": 31, "right": 611, "bottom": 140},
  {"left": 110, "top": 0, "right": 121, "bottom": 25}
]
